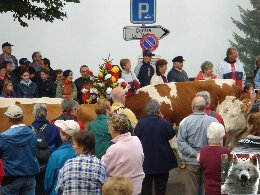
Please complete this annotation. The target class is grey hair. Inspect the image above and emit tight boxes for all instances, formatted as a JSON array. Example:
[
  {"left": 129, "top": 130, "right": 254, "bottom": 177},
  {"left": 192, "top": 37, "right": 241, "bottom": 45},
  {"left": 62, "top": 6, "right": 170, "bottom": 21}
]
[
  {"left": 32, "top": 103, "right": 47, "bottom": 118},
  {"left": 192, "top": 97, "right": 206, "bottom": 111},
  {"left": 111, "top": 87, "right": 125, "bottom": 102},
  {"left": 201, "top": 61, "right": 213, "bottom": 73},
  {"left": 207, "top": 122, "right": 225, "bottom": 145},
  {"left": 196, "top": 91, "right": 211, "bottom": 105},
  {"left": 145, "top": 99, "right": 160, "bottom": 116},
  {"left": 61, "top": 99, "right": 78, "bottom": 113}
]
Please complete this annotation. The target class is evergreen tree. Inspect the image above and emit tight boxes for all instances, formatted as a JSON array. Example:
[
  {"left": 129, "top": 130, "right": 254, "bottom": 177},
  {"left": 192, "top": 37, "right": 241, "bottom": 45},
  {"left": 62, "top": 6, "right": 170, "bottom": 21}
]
[
  {"left": 230, "top": 0, "right": 260, "bottom": 76},
  {"left": 0, "top": 0, "right": 80, "bottom": 27}
]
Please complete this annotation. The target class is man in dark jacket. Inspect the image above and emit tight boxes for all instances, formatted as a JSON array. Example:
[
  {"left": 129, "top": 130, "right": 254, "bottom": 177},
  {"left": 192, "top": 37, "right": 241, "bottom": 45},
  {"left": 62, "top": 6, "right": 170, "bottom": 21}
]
[
  {"left": 167, "top": 56, "right": 189, "bottom": 82},
  {"left": 0, "top": 105, "right": 40, "bottom": 194}
]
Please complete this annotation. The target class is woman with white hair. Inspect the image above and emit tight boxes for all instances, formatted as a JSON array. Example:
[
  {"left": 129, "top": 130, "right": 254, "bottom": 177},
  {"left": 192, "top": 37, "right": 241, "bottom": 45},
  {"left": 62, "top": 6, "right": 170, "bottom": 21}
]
[{"left": 197, "top": 122, "right": 231, "bottom": 195}]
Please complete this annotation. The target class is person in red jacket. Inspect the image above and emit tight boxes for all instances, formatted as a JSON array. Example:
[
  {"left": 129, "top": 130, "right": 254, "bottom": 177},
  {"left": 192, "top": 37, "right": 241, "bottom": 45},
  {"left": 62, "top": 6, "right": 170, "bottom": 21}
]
[
  {"left": 195, "top": 61, "right": 217, "bottom": 81},
  {"left": 0, "top": 160, "right": 4, "bottom": 184}
]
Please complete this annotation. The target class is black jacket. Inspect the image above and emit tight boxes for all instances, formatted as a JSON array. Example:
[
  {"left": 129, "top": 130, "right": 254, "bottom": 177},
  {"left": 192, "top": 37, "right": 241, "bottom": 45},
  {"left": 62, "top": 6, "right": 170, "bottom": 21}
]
[
  {"left": 38, "top": 78, "right": 55, "bottom": 97},
  {"left": 74, "top": 77, "right": 92, "bottom": 104},
  {"left": 167, "top": 68, "right": 189, "bottom": 82},
  {"left": 138, "top": 61, "right": 154, "bottom": 88}
]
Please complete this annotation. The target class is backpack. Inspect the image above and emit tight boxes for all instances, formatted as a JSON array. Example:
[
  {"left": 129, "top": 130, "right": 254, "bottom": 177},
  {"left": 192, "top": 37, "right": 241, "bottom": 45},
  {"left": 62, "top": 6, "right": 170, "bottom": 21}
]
[{"left": 31, "top": 124, "right": 51, "bottom": 166}]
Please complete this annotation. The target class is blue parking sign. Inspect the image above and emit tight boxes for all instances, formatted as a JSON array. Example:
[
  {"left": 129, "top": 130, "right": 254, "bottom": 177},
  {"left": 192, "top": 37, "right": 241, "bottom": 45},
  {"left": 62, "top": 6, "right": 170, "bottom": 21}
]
[{"left": 131, "top": 0, "right": 156, "bottom": 24}]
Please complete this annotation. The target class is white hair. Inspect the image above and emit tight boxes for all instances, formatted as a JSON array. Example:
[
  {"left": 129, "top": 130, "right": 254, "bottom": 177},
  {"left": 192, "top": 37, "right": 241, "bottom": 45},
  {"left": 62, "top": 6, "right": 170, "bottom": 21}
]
[
  {"left": 32, "top": 103, "right": 47, "bottom": 118},
  {"left": 207, "top": 122, "right": 225, "bottom": 145}
]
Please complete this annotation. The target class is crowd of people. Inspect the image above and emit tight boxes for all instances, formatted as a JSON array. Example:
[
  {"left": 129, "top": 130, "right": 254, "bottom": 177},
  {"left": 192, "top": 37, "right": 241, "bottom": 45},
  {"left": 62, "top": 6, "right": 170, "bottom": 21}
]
[{"left": 0, "top": 41, "right": 260, "bottom": 195}]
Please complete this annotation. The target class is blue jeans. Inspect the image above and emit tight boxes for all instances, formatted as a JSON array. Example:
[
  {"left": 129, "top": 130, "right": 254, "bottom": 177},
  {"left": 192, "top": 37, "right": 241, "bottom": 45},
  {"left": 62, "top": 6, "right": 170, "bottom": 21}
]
[{"left": 1, "top": 176, "right": 36, "bottom": 195}]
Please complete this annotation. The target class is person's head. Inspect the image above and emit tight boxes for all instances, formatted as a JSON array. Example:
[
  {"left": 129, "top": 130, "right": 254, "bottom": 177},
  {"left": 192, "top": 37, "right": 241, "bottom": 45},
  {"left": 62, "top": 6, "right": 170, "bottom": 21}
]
[
  {"left": 80, "top": 65, "right": 89, "bottom": 79},
  {"left": 102, "top": 176, "right": 133, "bottom": 195},
  {"left": 242, "top": 83, "right": 254, "bottom": 94},
  {"left": 32, "top": 103, "right": 47, "bottom": 119},
  {"left": 55, "top": 120, "right": 80, "bottom": 142},
  {"left": 247, "top": 112, "right": 260, "bottom": 136},
  {"left": 55, "top": 69, "right": 63, "bottom": 82},
  {"left": 201, "top": 61, "right": 214, "bottom": 76},
  {"left": 2, "top": 80, "right": 14, "bottom": 94},
  {"left": 172, "top": 56, "right": 185, "bottom": 71},
  {"left": 20, "top": 69, "right": 30, "bottom": 82},
  {"left": 108, "top": 115, "right": 129, "bottom": 138},
  {"left": 226, "top": 47, "right": 238, "bottom": 62},
  {"left": 32, "top": 52, "right": 42, "bottom": 63},
  {"left": 196, "top": 91, "right": 211, "bottom": 106},
  {"left": 40, "top": 68, "right": 49, "bottom": 80},
  {"left": 19, "top": 58, "right": 31, "bottom": 68},
  {"left": 111, "top": 87, "right": 126, "bottom": 104},
  {"left": 143, "top": 50, "right": 154, "bottom": 63},
  {"left": 95, "top": 99, "right": 111, "bottom": 115},
  {"left": 63, "top": 69, "right": 73, "bottom": 82},
  {"left": 255, "top": 55, "right": 260, "bottom": 68},
  {"left": 72, "top": 130, "right": 95, "bottom": 155},
  {"left": 2, "top": 42, "right": 13, "bottom": 55},
  {"left": 207, "top": 122, "right": 226, "bottom": 145},
  {"left": 3, "top": 61, "right": 12, "bottom": 73},
  {"left": 61, "top": 99, "right": 78, "bottom": 115},
  {"left": 41, "top": 58, "right": 50, "bottom": 69},
  {"left": 155, "top": 59, "right": 168, "bottom": 75},
  {"left": 0, "top": 64, "right": 7, "bottom": 77},
  {"left": 145, "top": 99, "right": 160, "bottom": 116},
  {"left": 4, "top": 105, "right": 24, "bottom": 125},
  {"left": 191, "top": 96, "right": 206, "bottom": 112},
  {"left": 120, "top": 59, "right": 131, "bottom": 72}
]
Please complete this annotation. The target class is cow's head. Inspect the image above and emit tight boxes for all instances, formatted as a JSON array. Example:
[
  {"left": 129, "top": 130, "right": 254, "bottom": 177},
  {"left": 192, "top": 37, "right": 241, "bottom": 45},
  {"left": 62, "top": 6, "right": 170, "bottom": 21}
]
[{"left": 216, "top": 96, "right": 247, "bottom": 132}]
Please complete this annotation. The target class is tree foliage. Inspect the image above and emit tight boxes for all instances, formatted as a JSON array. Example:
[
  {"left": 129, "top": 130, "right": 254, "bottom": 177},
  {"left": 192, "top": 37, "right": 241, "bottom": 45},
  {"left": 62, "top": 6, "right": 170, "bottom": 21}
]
[
  {"left": 230, "top": 0, "right": 260, "bottom": 76},
  {"left": 0, "top": 0, "right": 80, "bottom": 27}
]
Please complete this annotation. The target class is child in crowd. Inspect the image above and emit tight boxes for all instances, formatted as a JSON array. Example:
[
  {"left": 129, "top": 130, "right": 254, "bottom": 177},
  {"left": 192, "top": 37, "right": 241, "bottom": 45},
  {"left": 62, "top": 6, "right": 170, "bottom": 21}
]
[
  {"left": 0, "top": 80, "right": 16, "bottom": 98},
  {"left": 38, "top": 68, "right": 54, "bottom": 97},
  {"left": 102, "top": 176, "right": 133, "bottom": 195},
  {"left": 197, "top": 122, "right": 231, "bottom": 195},
  {"left": 240, "top": 83, "right": 254, "bottom": 100},
  {"left": 55, "top": 130, "right": 106, "bottom": 194},
  {"left": 16, "top": 69, "right": 39, "bottom": 98},
  {"left": 0, "top": 64, "right": 8, "bottom": 92}
]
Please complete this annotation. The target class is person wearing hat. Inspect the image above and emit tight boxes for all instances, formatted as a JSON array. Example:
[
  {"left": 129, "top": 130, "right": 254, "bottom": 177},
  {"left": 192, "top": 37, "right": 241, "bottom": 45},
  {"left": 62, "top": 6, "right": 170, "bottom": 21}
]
[
  {"left": 167, "top": 56, "right": 189, "bottom": 82},
  {"left": 134, "top": 50, "right": 156, "bottom": 88},
  {"left": 44, "top": 120, "right": 80, "bottom": 195},
  {"left": 0, "top": 105, "right": 40, "bottom": 194},
  {"left": 0, "top": 42, "right": 18, "bottom": 70}
]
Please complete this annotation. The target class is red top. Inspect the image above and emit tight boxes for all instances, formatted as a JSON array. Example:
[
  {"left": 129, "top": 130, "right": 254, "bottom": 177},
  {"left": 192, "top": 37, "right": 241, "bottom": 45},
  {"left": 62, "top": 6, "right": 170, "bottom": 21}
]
[
  {"left": 195, "top": 71, "right": 217, "bottom": 80},
  {"left": 63, "top": 80, "right": 71, "bottom": 99},
  {"left": 200, "top": 146, "right": 231, "bottom": 195},
  {"left": 0, "top": 160, "right": 4, "bottom": 184}
]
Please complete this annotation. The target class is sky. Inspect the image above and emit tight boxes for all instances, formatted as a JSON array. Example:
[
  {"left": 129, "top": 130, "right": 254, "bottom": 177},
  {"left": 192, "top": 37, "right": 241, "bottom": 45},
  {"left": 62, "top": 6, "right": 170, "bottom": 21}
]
[{"left": 0, "top": 0, "right": 251, "bottom": 79}]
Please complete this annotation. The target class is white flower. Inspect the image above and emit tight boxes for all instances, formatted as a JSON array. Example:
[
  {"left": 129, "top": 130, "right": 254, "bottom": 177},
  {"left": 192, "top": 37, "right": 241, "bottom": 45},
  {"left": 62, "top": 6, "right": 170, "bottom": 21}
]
[
  {"left": 82, "top": 88, "right": 89, "bottom": 94},
  {"left": 98, "top": 83, "right": 104, "bottom": 87},
  {"left": 117, "top": 78, "right": 125, "bottom": 84},
  {"left": 90, "top": 88, "right": 98, "bottom": 94},
  {"left": 105, "top": 74, "right": 112, "bottom": 80},
  {"left": 106, "top": 87, "right": 112, "bottom": 95}
]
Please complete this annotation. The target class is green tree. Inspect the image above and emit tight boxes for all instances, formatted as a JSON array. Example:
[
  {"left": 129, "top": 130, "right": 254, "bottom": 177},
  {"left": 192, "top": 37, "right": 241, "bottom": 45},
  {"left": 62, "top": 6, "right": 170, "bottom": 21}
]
[
  {"left": 230, "top": 0, "right": 260, "bottom": 76},
  {"left": 0, "top": 0, "right": 80, "bottom": 27}
]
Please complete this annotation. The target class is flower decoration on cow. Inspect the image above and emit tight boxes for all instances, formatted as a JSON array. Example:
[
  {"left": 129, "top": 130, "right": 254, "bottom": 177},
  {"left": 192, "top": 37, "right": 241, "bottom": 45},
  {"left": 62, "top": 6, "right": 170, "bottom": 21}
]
[{"left": 81, "top": 55, "right": 128, "bottom": 103}]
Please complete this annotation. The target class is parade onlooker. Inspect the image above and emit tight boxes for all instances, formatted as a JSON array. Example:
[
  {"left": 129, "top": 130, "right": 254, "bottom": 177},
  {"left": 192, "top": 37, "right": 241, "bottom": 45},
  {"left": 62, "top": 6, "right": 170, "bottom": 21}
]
[
  {"left": 40, "top": 58, "right": 55, "bottom": 82},
  {"left": 197, "top": 122, "right": 231, "bottom": 195},
  {"left": 216, "top": 47, "right": 246, "bottom": 90},
  {"left": 86, "top": 99, "right": 112, "bottom": 159},
  {"left": 45, "top": 120, "right": 80, "bottom": 195},
  {"left": 38, "top": 68, "right": 55, "bottom": 97},
  {"left": 177, "top": 97, "right": 218, "bottom": 195},
  {"left": 74, "top": 65, "right": 92, "bottom": 104},
  {"left": 0, "top": 42, "right": 18, "bottom": 70},
  {"left": 135, "top": 99, "right": 178, "bottom": 195},
  {"left": 12, "top": 58, "right": 33, "bottom": 81},
  {"left": 102, "top": 176, "right": 133, "bottom": 195},
  {"left": 3, "top": 61, "right": 18, "bottom": 86},
  {"left": 254, "top": 55, "right": 260, "bottom": 78},
  {"left": 0, "top": 80, "right": 16, "bottom": 98},
  {"left": 16, "top": 69, "right": 39, "bottom": 98},
  {"left": 101, "top": 115, "right": 144, "bottom": 195},
  {"left": 232, "top": 112, "right": 260, "bottom": 154},
  {"left": 111, "top": 87, "right": 138, "bottom": 128},
  {"left": 56, "top": 69, "right": 77, "bottom": 100},
  {"left": 167, "top": 56, "right": 189, "bottom": 82},
  {"left": 0, "top": 64, "right": 8, "bottom": 92},
  {"left": 52, "top": 69, "right": 63, "bottom": 97},
  {"left": 30, "top": 51, "right": 42, "bottom": 72},
  {"left": 240, "top": 83, "right": 254, "bottom": 100},
  {"left": 50, "top": 99, "right": 84, "bottom": 130},
  {"left": 255, "top": 68, "right": 260, "bottom": 88},
  {"left": 0, "top": 105, "right": 40, "bottom": 194},
  {"left": 195, "top": 61, "right": 217, "bottom": 80},
  {"left": 150, "top": 59, "right": 168, "bottom": 85},
  {"left": 56, "top": 131, "right": 107, "bottom": 194},
  {"left": 134, "top": 50, "right": 155, "bottom": 87},
  {"left": 120, "top": 59, "right": 140, "bottom": 95}
]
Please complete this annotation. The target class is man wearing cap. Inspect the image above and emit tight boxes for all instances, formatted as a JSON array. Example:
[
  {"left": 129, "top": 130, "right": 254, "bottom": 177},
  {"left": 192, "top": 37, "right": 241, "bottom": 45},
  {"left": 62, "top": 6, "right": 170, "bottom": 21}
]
[
  {"left": 134, "top": 50, "right": 155, "bottom": 88},
  {"left": 167, "top": 56, "right": 189, "bottom": 82},
  {"left": 0, "top": 42, "right": 18, "bottom": 70},
  {"left": 0, "top": 105, "right": 40, "bottom": 194}
]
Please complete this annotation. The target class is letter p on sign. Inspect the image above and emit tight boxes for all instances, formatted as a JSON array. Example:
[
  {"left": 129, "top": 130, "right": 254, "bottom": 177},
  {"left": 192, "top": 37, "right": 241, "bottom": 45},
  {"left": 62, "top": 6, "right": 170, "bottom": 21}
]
[{"left": 138, "top": 3, "right": 149, "bottom": 19}]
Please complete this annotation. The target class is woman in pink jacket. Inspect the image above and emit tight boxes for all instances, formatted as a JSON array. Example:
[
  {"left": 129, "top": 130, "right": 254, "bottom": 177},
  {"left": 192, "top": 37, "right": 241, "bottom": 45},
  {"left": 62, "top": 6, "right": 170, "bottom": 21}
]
[{"left": 101, "top": 114, "right": 144, "bottom": 195}]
